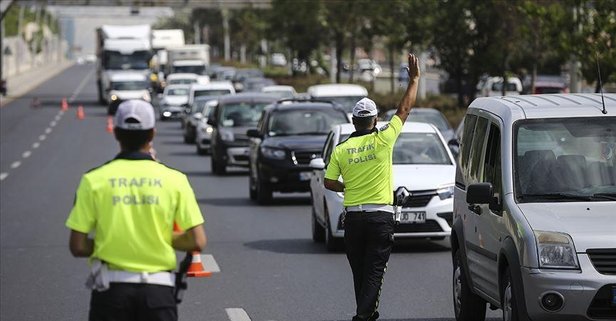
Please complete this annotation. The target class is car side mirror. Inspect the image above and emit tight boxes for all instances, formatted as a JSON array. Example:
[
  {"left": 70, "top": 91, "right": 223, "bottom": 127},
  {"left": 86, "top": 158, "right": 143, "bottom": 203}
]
[
  {"left": 309, "top": 158, "right": 325, "bottom": 170},
  {"left": 466, "top": 183, "right": 493, "bottom": 204},
  {"left": 194, "top": 112, "right": 203, "bottom": 120},
  {"left": 246, "top": 129, "right": 262, "bottom": 138}
]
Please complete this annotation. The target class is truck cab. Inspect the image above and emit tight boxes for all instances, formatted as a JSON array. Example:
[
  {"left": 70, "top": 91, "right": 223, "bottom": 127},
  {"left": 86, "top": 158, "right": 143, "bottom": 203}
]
[{"left": 106, "top": 72, "right": 151, "bottom": 115}]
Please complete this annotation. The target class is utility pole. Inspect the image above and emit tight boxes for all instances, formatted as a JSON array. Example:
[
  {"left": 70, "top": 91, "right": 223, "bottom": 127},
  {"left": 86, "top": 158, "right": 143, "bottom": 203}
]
[
  {"left": 222, "top": 8, "right": 230, "bottom": 61},
  {"left": 16, "top": 4, "right": 25, "bottom": 74},
  {"left": 193, "top": 21, "right": 200, "bottom": 44}
]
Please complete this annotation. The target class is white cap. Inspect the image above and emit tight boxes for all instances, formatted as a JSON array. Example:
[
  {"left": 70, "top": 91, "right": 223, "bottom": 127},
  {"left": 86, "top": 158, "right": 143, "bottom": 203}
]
[
  {"left": 352, "top": 97, "right": 378, "bottom": 117},
  {"left": 114, "top": 100, "right": 156, "bottom": 130}
]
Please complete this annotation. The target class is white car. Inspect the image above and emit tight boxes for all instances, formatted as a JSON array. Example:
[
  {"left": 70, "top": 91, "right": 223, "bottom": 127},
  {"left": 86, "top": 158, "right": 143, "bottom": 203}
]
[
  {"left": 477, "top": 76, "right": 523, "bottom": 97},
  {"left": 194, "top": 99, "right": 218, "bottom": 154},
  {"left": 307, "top": 84, "right": 367, "bottom": 116},
  {"left": 107, "top": 72, "right": 151, "bottom": 115},
  {"left": 165, "top": 73, "right": 199, "bottom": 86},
  {"left": 309, "top": 122, "right": 456, "bottom": 251},
  {"left": 261, "top": 85, "right": 297, "bottom": 99},
  {"left": 159, "top": 84, "right": 189, "bottom": 120},
  {"left": 187, "top": 81, "right": 236, "bottom": 107}
]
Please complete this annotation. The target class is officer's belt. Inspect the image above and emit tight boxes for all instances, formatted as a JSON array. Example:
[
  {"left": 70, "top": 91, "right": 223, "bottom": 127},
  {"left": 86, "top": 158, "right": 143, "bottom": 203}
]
[
  {"left": 107, "top": 270, "right": 175, "bottom": 287},
  {"left": 345, "top": 204, "right": 394, "bottom": 213}
]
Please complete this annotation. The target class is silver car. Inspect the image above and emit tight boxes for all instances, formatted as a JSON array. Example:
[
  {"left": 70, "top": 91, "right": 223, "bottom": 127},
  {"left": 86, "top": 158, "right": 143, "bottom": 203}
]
[{"left": 452, "top": 93, "right": 616, "bottom": 321}]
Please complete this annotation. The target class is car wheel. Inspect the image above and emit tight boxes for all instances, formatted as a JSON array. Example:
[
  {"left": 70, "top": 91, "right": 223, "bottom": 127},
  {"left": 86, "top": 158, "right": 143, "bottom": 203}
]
[
  {"left": 311, "top": 202, "right": 325, "bottom": 243},
  {"left": 248, "top": 171, "right": 257, "bottom": 201},
  {"left": 453, "top": 248, "right": 487, "bottom": 321},
  {"left": 502, "top": 267, "right": 519, "bottom": 321},
  {"left": 256, "top": 175, "right": 272, "bottom": 205},
  {"left": 324, "top": 206, "right": 341, "bottom": 252},
  {"left": 196, "top": 144, "right": 207, "bottom": 155}
]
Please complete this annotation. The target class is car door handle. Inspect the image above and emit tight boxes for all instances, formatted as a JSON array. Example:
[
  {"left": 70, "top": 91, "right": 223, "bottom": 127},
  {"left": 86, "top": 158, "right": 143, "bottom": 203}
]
[{"left": 468, "top": 204, "right": 482, "bottom": 215}]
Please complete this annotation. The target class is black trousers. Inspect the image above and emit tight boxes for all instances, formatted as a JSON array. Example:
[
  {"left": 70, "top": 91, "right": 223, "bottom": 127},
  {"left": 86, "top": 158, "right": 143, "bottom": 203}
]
[
  {"left": 344, "top": 210, "right": 394, "bottom": 321},
  {"left": 89, "top": 283, "right": 177, "bottom": 321}
]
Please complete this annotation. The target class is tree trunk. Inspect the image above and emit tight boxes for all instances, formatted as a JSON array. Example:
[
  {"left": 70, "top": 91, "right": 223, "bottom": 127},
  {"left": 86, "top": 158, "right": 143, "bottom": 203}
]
[
  {"left": 335, "top": 32, "right": 344, "bottom": 84},
  {"left": 531, "top": 63, "right": 537, "bottom": 94},
  {"left": 389, "top": 44, "right": 395, "bottom": 94},
  {"left": 349, "top": 32, "right": 356, "bottom": 83},
  {"left": 456, "top": 74, "right": 464, "bottom": 108}
]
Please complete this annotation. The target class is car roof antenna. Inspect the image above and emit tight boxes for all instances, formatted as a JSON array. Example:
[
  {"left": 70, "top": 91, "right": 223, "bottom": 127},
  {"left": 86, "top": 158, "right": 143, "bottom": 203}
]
[{"left": 595, "top": 52, "right": 607, "bottom": 114}]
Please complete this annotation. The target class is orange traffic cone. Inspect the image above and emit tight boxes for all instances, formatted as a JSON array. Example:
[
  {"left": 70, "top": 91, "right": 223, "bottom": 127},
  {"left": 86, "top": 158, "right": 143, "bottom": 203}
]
[
  {"left": 61, "top": 98, "right": 68, "bottom": 111},
  {"left": 106, "top": 116, "right": 114, "bottom": 133},
  {"left": 77, "top": 105, "right": 85, "bottom": 120},
  {"left": 186, "top": 252, "right": 212, "bottom": 278},
  {"left": 173, "top": 222, "right": 211, "bottom": 278}
]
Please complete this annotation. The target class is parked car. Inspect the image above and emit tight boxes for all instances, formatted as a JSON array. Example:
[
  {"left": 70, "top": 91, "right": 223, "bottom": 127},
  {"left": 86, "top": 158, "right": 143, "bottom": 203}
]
[
  {"left": 451, "top": 93, "right": 616, "bottom": 321},
  {"left": 261, "top": 85, "right": 297, "bottom": 99},
  {"left": 159, "top": 84, "right": 189, "bottom": 121},
  {"left": 247, "top": 100, "right": 350, "bottom": 204},
  {"left": 106, "top": 72, "right": 151, "bottom": 115},
  {"left": 184, "top": 95, "right": 218, "bottom": 144},
  {"left": 310, "top": 121, "right": 456, "bottom": 251},
  {"left": 307, "top": 84, "right": 368, "bottom": 116},
  {"left": 523, "top": 75, "right": 568, "bottom": 94},
  {"left": 232, "top": 68, "right": 264, "bottom": 92},
  {"left": 208, "top": 93, "right": 279, "bottom": 175},
  {"left": 242, "top": 77, "right": 276, "bottom": 93},
  {"left": 195, "top": 99, "right": 218, "bottom": 155},
  {"left": 477, "top": 76, "right": 523, "bottom": 97}
]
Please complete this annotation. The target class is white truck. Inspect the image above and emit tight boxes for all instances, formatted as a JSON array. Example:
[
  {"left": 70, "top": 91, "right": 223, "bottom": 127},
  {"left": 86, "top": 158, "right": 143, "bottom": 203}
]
[
  {"left": 151, "top": 29, "right": 185, "bottom": 91},
  {"left": 96, "top": 24, "right": 152, "bottom": 104},
  {"left": 166, "top": 45, "right": 210, "bottom": 77}
]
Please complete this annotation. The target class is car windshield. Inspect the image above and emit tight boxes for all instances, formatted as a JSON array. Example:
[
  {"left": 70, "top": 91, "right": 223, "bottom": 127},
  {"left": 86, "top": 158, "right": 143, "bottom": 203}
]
[
  {"left": 104, "top": 51, "right": 150, "bottom": 70},
  {"left": 269, "top": 109, "right": 348, "bottom": 136},
  {"left": 221, "top": 102, "right": 270, "bottom": 127},
  {"left": 194, "top": 100, "right": 213, "bottom": 115},
  {"left": 166, "top": 88, "right": 189, "bottom": 96},
  {"left": 168, "top": 79, "right": 196, "bottom": 85},
  {"left": 173, "top": 65, "right": 205, "bottom": 75},
  {"left": 515, "top": 117, "right": 616, "bottom": 202},
  {"left": 339, "top": 132, "right": 452, "bottom": 165},
  {"left": 111, "top": 81, "right": 148, "bottom": 90},
  {"left": 409, "top": 112, "right": 451, "bottom": 131},
  {"left": 195, "top": 89, "right": 232, "bottom": 97},
  {"left": 323, "top": 96, "right": 365, "bottom": 113}
]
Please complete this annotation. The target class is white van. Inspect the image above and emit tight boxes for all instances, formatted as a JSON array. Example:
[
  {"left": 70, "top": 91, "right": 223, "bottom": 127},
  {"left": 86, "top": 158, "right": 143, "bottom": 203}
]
[
  {"left": 187, "top": 81, "right": 236, "bottom": 107},
  {"left": 452, "top": 93, "right": 616, "bottom": 321},
  {"left": 107, "top": 72, "right": 151, "bottom": 115},
  {"left": 307, "top": 84, "right": 368, "bottom": 115}
]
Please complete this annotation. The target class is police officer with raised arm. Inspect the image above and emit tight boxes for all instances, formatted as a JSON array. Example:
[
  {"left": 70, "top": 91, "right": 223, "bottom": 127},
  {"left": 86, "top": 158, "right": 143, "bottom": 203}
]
[
  {"left": 324, "top": 53, "right": 420, "bottom": 321},
  {"left": 66, "top": 100, "right": 206, "bottom": 321}
]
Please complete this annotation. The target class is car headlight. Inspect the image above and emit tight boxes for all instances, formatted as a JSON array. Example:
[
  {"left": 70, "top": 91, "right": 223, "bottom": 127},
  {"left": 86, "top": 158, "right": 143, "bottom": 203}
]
[
  {"left": 261, "top": 147, "right": 286, "bottom": 160},
  {"left": 219, "top": 129, "right": 234, "bottom": 142},
  {"left": 535, "top": 231, "right": 579, "bottom": 269},
  {"left": 111, "top": 94, "right": 118, "bottom": 101},
  {"left": 436, "top": 183, "right": 454, "bottom": 200},
  {"left": 202, "top": 126, "right": 213, "bottom": 133},
  {"left": 162, "top": 111, "right": 172, "bottom": 117}
]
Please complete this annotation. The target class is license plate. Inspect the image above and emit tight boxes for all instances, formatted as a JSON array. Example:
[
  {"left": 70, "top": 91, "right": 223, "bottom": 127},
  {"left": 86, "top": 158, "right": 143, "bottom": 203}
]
[
  {"left": 400, "top": 211, "right": 426, "bottom": 224},
  {"left": 612, "top": 287, "right": 616, "bottom": 307},
  {"left": 299, "top": 172, "right": 312, "bottom": 181}
]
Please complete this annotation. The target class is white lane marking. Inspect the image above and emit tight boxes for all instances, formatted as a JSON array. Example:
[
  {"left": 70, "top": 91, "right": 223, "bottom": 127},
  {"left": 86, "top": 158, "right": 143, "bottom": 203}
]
[
  {"left": 225, "top": 308, "right": 251, "bottom": 321},
  {"left": 0, "top": 173, "right": 8, "bottom": 181},
  {"left": 32, "top": 142, "right": 40, "bottom": 149},
  {"left": 45, "top": 127, "right": 52, "bottom": 134},
  {"left": 69, "top": 68, "right": 96, "bottom": 103},
  {"left": 22, "top": 151, "right": 32, "bottom": 158},
  {"left": 11, "top": 161, "right": 21, "bottom": 169},
  {"left": 39, "top": 135, "right": 46, "bottom": 141},
  {"left": 50, "top": 120, "right": 57, "bottom": 127},
  {"left": 201, "top": 254, "right": 221, "bottom": 273}
]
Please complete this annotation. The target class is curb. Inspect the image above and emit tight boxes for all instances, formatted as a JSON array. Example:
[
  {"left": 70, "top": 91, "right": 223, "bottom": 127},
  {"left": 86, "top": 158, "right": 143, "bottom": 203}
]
[{"left": 0, "top": 61, "right": 76, "bottom": 108}]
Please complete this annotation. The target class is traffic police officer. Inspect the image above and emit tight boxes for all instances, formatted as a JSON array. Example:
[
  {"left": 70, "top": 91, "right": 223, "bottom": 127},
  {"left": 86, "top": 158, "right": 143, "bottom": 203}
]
[
  {"left": 324, "top": 53, "right": 420, "bottom": 321},
  {"left": 66, "top": 100, "right": 206, "bottom": 321}
]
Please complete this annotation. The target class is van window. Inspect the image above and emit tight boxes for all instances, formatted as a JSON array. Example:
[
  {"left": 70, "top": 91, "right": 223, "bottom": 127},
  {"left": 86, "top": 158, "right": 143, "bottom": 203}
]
[
  {"left": 483, "top": 124, "right": 502, "bottom": 212},
  {"left": 515, "top": 117, "right": 616, "bottom": 201},
  {"left": 468, "top": 117, "right": 489, "bottom": 184},
  {"left": 459, "top": 114, "right": 477, "bottom": 175}
]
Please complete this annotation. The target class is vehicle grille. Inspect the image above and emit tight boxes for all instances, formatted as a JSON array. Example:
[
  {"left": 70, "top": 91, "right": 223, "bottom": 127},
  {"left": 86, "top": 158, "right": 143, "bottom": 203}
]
[
  {"left": 394, "top": 220, "right": 443, "bottom": 233},
  {"left": 587, "top": 249, "right": 616, "bottom": 275},
  {"left": 399, "top": 191, "right": 437, "bottom": 208},
  {"left": 587, "top": 284, "right": 616, "bottom": 319},
  {"left": 292, "top": 151, "right": 320, "bottom": 165},
  {"left": 233, "top": 155, "right": 249, "bottom": 162}
]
